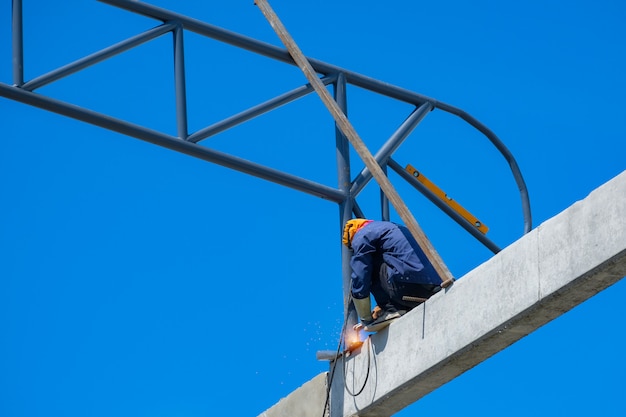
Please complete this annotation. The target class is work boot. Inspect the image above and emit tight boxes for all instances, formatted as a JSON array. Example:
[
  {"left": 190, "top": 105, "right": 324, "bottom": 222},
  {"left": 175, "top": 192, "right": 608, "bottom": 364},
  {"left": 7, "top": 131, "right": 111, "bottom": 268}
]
[{"left": 364, "top": 305, "right": 403, "bottom": 332}]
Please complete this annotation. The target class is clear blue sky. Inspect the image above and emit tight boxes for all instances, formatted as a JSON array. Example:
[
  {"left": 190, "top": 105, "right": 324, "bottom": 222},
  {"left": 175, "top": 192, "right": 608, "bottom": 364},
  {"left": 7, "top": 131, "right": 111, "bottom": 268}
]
[{"left": 1, "top": 1, "right": 625, "bottom": 416}]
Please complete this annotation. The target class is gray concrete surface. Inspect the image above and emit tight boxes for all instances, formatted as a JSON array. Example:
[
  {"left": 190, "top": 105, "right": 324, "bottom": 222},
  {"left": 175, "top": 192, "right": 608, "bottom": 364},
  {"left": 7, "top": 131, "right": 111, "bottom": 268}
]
[
  {"left": 260, "top": 170, "right": 626, "bottom": 417},
  {"left": 259, "top": 372, "right": 328, "bottom": 417}
]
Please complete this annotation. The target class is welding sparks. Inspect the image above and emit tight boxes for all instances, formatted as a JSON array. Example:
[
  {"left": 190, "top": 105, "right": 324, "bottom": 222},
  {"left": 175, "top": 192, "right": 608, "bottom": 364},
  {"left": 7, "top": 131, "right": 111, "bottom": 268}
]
[{"left": 345, "top": 330, "right": 364, "bottom": 352}]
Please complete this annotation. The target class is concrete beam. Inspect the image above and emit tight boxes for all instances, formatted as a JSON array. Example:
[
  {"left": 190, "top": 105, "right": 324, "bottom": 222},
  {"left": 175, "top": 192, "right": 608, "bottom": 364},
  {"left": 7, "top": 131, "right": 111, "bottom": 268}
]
[
  {"left": 260, "top": 170, "right": 626, "bottom": 417},
  {"left": 259, "top": 372, "right": 328, "bottom": 417}
]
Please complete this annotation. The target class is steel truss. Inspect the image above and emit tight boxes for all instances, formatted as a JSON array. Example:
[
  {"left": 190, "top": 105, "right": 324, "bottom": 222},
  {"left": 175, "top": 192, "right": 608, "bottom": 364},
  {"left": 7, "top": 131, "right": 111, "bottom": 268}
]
[{"left": 3, "top": 0, "right": 531, "bottom": 259}]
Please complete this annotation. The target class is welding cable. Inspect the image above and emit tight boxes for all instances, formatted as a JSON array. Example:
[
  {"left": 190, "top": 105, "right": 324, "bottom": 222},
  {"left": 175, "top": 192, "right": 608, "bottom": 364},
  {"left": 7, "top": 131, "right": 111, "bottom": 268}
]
[
  {"left": 321, "top": 294, "right": 373, "bottom": 416},
  {"left": 341, "top": 293, "right": 372, "bottom": 397},
  {"left": 342, "top": 335, "right": 371, "bottom": 397}
]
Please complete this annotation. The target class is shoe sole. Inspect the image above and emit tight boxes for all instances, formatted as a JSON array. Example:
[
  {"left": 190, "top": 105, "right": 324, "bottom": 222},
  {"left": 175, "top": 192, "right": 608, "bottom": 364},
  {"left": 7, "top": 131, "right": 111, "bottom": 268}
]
[
  {"left": 364, "top": 317, "right": 398, "bottom": 332},
  {"left": 364, "top": 312, "right": 401, "bottom": 332}
]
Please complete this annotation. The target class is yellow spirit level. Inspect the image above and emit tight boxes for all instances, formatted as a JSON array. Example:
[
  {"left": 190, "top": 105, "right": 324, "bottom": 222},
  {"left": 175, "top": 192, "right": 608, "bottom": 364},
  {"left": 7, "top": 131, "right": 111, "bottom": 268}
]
[{"left": 405, "top": 164, "right": 489, "bottom": 234}]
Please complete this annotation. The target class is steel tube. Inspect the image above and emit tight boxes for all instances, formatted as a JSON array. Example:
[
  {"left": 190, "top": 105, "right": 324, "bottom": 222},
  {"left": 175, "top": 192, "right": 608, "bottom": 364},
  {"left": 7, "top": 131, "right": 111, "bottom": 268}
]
[
  {"left": 335, "top": 75, "right": 352, "bottom": 288},
  {"left": 0, "top": 82, "right": 345, "bottom": 203},
  {"left": 350, "top": 102, "right": 433, "bottom": 197},
  {"left": 187, "top": 74, "right": 338, "bottom": 143},
  {"left": 173, "top": 24, "right": 189, "bottom": 139},
  {"left": 352, "top": 200, "right": 366, "bottom": 219},
  {"left": 98, "top": 1, "right": 434, "bottom": 106},
  {"left": 12, "top": 0, "right": 24, "bottom": 86},
  {"left": 388, "top": 159, "right": 501, "bottom": 253},
  {"left": 380, "top": 164, "right": 390, "bottom": 221},
  {"left": 334, "top": 73, "right": 351, "bottom": 201},
  {"left": 335, "top": 72, "right": 359, "bottom": 345},
  {"left": 21, "top": 22, "right": 176, "bottom": 91},
  {"left": 436, "top": 103, "right": 532, "bottom": 234}
]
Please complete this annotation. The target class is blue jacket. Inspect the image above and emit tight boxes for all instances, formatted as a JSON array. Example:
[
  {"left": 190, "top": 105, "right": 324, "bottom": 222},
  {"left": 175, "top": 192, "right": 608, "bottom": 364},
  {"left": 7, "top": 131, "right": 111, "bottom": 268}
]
[{"left": 350, "top": 221, "right": 442, "bottom": 298}]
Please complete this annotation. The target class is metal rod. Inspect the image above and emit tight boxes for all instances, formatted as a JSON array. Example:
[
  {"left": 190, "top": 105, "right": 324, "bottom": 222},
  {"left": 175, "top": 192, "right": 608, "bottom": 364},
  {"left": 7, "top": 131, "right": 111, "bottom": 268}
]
[
  {"left": 388, "top": 159, "right": 502, "bottom": 254},
  {"left": 351, "top": 102, "right": 433, "bottom": 198},
  {"left": 99, "top": 0, "right": 532, "bottom": 233},
  {"left": 173, "top": 24, "right": 189, "bottom": 139},
  {"left": 352, "top": 200, "right": 365, "bottom": 219},
  {"left": 380, "top": 164, "right": 390, "bottom": 221},
  {"left": 436, "top": 103, "right": 532, "bottom": 233},
  {"left": 187, "top": 74, "right": 338, "bottom": 143},
  {"left": 21, "top": 22, "right": 176, "bottom": 91},
  {"left": 12, "top": 0, "right": 24, "bottom": 86},
  {"left": 335, "top": 73, "right": 357, "bottom": 335},
  {"left": 98, "top": 0, "right": 434, "bottom": 106},
  {"left": 0, "top": 82, "right": 345, "bottom": 203}
]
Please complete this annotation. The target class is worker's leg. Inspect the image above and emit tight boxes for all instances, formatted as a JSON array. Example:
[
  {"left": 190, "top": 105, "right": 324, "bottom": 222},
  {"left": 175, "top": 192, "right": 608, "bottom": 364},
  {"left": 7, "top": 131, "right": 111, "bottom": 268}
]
[
  {"left": 375, "top": 264, "right": 404, "bottom": 315},
  {"left": 365, "top": 265, "right": 441, "bottom": 331},
  {"left": 369, "top": 264, "right": 392, "bottom": 309},
  {"left": 372, "top": 263, "right": 403, "bottom": 310}
]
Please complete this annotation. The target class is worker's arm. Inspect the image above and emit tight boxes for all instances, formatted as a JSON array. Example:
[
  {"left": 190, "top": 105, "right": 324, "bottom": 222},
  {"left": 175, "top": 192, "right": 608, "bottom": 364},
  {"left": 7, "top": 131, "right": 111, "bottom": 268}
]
[
  {"left": 349, "top": 235, "right": 376, "bottom": 299},
  {"left": 353, "top": 296, "right": 373, "bottom": 325},
  {"left": 350, "top": 233, "right": 377, "bottom": 327}
]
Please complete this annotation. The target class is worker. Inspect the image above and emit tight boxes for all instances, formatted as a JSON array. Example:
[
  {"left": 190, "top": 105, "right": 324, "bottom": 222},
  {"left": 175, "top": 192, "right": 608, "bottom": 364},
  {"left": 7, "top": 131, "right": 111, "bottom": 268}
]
[{"left": 342, "top": 219, "right": 443, "bottom": 331}]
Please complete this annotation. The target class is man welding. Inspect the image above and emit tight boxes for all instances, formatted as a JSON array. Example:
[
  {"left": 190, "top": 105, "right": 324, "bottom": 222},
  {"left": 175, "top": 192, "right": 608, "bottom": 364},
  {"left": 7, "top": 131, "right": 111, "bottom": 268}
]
[{"left": 343, "top": 219, "right": 444, "bottom": 332}]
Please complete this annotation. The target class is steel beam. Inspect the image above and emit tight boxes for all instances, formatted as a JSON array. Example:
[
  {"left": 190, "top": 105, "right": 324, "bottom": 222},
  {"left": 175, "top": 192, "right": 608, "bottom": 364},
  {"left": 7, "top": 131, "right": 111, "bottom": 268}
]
[
  {"left": 173, "top": 24, "right": 189, "bottom": 140},
  {"left": 187, "top": 75, "right": 338, "bottom": 143},
  {"left": 21, "top": 23, "right": 176, "bottom": 92},
  {"left": 0, "top": 83, "right": 345, "bottom": 203},
  {"left": 11, "top": 0, "right": 23, "bottom": 86}
]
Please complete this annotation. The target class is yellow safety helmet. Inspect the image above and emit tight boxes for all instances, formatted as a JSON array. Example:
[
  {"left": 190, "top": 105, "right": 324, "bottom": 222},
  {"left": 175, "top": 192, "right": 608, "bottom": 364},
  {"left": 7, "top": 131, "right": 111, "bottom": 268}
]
[{"left": 342, "top": 219, "right": 371, "bottom": 248}]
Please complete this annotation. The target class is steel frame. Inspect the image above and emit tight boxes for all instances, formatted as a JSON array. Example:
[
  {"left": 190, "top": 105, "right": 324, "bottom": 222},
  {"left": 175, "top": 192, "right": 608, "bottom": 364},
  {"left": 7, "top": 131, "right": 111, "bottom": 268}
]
[{"left": 3, "top": 0, "right": 531, "bottom": 305}]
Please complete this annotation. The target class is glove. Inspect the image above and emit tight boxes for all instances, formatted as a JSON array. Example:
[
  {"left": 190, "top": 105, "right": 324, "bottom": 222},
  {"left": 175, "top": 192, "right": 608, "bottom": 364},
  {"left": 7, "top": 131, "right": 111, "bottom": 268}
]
[{"left": 353, "top": 296, "right": 373, "bottom": 325}]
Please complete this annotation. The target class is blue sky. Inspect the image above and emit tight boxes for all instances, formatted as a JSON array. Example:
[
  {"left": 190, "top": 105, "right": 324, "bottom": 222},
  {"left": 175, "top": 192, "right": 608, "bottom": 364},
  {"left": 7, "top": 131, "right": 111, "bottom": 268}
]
[{"left": 1, "top": 1, "right": 625, "bottom": 416}]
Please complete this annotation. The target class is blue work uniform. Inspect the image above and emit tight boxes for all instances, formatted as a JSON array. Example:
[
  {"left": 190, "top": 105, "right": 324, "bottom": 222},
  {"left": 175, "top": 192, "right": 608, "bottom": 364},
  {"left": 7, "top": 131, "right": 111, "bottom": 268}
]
[{"left": 350, "top": 221, "right": 443, "bottom": 308}]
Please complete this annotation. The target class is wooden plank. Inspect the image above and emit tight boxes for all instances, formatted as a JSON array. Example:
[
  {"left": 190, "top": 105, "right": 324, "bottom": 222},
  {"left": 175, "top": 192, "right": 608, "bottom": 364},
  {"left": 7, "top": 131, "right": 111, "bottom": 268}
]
[{"left": 254, "top": 0, "right": 454, "bottom": 287}]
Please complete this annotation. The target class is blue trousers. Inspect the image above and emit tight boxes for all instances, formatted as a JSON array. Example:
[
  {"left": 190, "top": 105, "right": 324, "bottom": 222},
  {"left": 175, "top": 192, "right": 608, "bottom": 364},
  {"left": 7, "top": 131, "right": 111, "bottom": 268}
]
[{"left": 371, "top": 263, "right": 440, "bottom": 310}]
